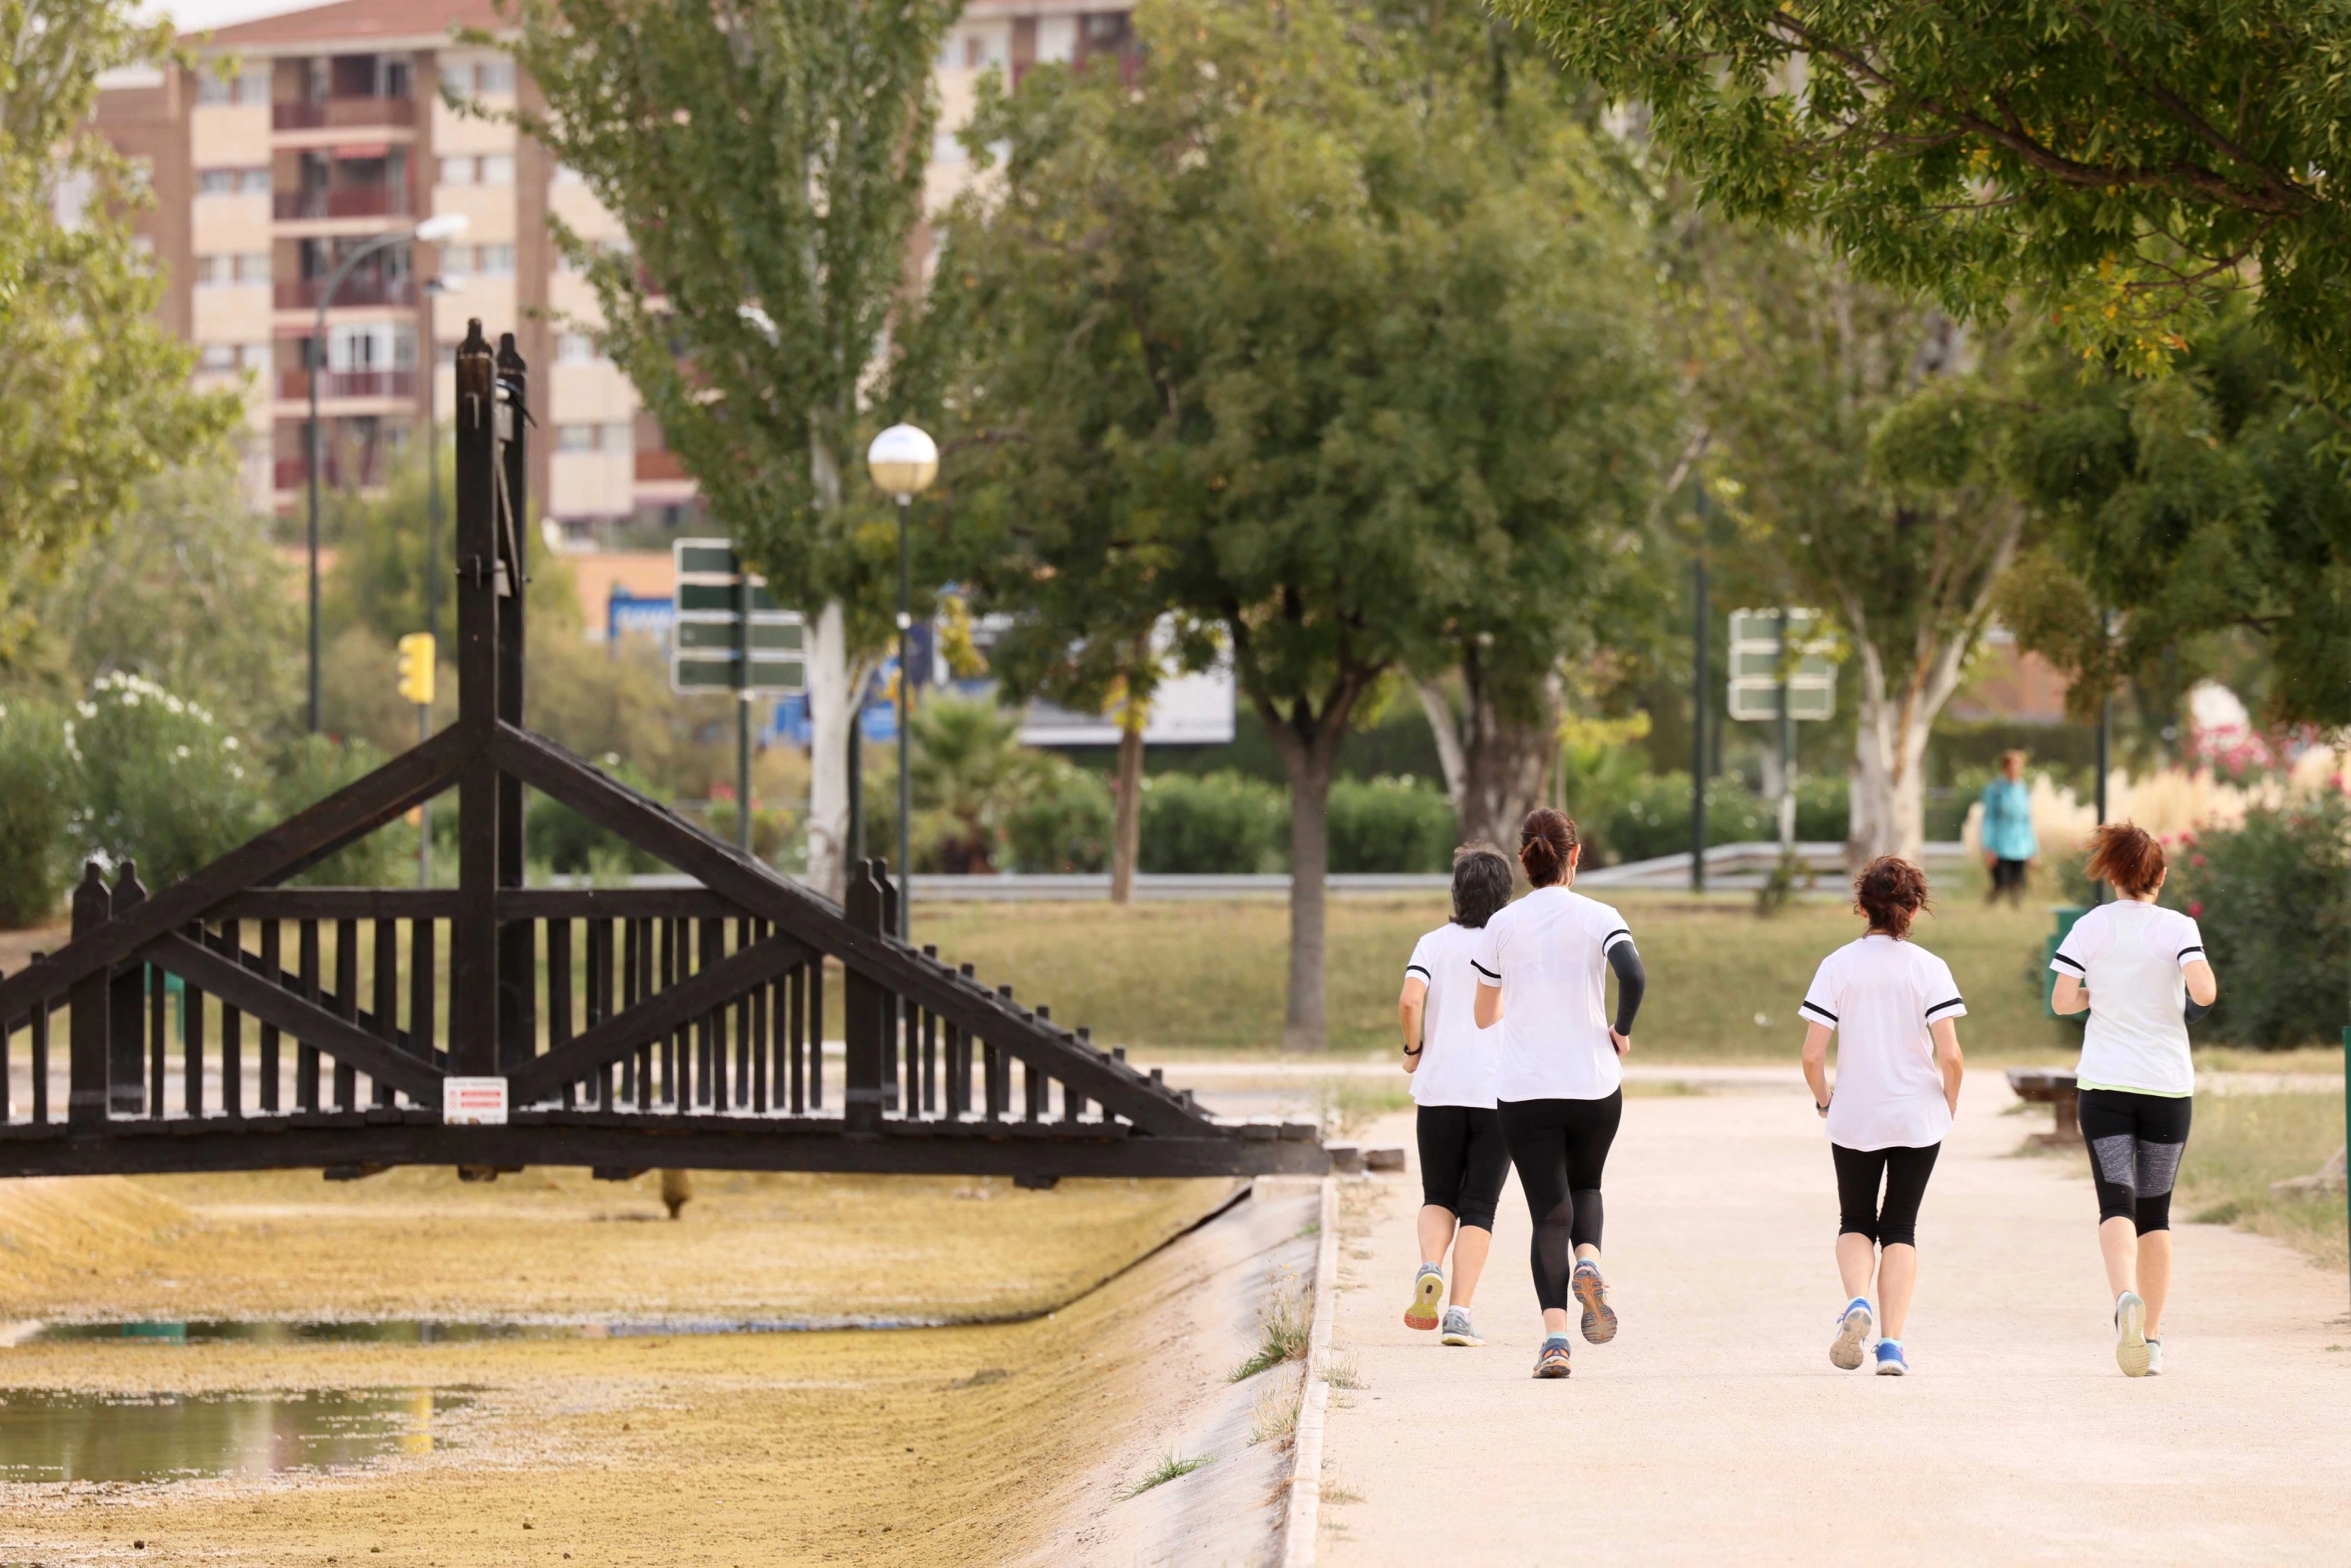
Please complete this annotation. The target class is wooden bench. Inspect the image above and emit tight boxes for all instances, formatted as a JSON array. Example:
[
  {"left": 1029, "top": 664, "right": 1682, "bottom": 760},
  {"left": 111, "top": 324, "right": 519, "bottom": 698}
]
[{"left": 2005, "top": 1069, "right": 2080, "bottom": 1145}]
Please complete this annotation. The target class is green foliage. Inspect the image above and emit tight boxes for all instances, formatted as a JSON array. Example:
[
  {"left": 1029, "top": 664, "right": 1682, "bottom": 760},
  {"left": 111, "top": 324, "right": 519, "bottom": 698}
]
[
  {"left": 1509, "top": 0, "right": 2351, "bottom": 400},
  {"left": 0, "top": 3, "right": 240, "bottom": 652},
  {"left": 2171, "top": 795, "right": 2351, "bottom": 1048},
  {"left": 1995, "top": 314, "right": 2351, "bottom": 728},
  {"left": 909, "top": 691, "right": 1034, "bottom": 874},
  {"left": 1004, "top": 758, "right": 1114, "bottom": 875},
  {"left": 1327, "top": 779, "right": 1455, "bottom": 874},
  {"left": 702, "top": 800, "right": 797, "bottom": 866},
  {"left": 0, "top": 698, "right": 78, "bottom": 925},
  {"left": 11, "top": 462, "right": 300, "bottom": 739},
  {"left": 67, "top": 672, "right": 261, "bottom": 888},
  {"left": 524, "top": 633, "right": 729, "bottom": 804},
  {"left": 485, "top": 0, "right": 956, "bottom": 650},
  {"left": 267, "top": 735, "right": 412, "bottom": 887},
  {"left": 1141, "top": 772, "right": 1288, "bottom": 875},
  {"left": 527, "top": 756, "right": 670, "bottom": 877}
]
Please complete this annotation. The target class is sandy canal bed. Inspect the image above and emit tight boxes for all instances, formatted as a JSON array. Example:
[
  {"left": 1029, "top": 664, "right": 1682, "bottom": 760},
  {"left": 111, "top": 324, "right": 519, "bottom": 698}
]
[{"left": 0, "top": 1165, "right": 1277, "bottom": 1564}]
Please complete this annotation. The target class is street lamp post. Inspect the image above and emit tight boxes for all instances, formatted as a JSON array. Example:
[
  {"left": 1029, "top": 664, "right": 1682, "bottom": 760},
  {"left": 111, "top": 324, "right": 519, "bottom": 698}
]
[
  {"left": 307, "top": 212, "right": 468, "bottom": 734},
  {"left": 413, "top": 272, "right": 463, "bottom": 889},
  {"left": 866, "top": 423, "right": 939, "bottom": 942}
]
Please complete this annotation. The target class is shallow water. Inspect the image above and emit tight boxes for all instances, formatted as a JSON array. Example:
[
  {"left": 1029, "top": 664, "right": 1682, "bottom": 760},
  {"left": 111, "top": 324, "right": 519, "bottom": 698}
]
[
  {"left": 13, "top": 1314, "right": 947, "bottom": 1345},
  {"left": 0, "top": 1388, "right": 469, "bottom": 1483}
]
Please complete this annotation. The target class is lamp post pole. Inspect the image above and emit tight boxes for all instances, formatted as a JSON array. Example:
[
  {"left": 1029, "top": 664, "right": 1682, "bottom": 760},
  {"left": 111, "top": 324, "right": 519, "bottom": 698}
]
[
  {"left": 865, "top": 423, "right": 938, "bottom": 944},
  {"left": 305, "top": 215, "right": 467, "bottom": 734}
]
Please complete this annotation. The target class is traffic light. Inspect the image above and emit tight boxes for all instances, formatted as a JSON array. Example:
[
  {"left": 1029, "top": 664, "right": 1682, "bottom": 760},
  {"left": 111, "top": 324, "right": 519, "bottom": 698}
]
[{"left": 396, "top": 633, "right": 436, "bottom": 706}]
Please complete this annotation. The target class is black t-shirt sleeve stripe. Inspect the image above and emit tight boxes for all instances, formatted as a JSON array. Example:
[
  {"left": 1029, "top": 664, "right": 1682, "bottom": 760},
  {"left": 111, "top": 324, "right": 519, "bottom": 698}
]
[
  {"left": 1404, "top": 964, "right": 1432, "bottom": 980},
  {"left": 2051, "top": 952, "right": 2086, "bottom": 974},
  {"left": 1470, "top": 960, "right": 1499, "bottom": 981},
  {"left": 2177, "top": 945, "right": 2204, "bottom": 960},
  {"left": 1602, "top": 927, "right": 1632, "bottom": 947},
  {"left": 1925, "top": 996, "right": 1965, "bottom": 1019},
  {"left": 1797, "top": 1001, "right": 1837, "bottom": 1023}
]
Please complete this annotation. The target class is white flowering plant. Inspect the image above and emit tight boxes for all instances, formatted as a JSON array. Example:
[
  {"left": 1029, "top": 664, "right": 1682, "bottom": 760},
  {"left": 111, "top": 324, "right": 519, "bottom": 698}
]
[{"left": 68, "top": 670, "right": 264, "bottom": 888}]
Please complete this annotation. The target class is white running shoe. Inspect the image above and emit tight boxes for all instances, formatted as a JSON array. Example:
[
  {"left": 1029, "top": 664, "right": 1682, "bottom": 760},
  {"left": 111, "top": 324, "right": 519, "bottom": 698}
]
[
  {"left": 2114, "top": 1290, "right": 2151, "bottom": 1377},
  {"left": 2146, "top": 1338, "right": 2164, "bottom": 1376},
  {"left": 1830, "top": 1298, "right": 1873, "bottom": 1370}
]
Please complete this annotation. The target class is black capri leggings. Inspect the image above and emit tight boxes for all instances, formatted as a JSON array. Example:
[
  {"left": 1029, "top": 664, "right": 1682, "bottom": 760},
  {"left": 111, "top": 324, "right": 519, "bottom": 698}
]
[
  {"left": 1497, "top": 1091, "right": 1622, "bottom": 1312},
  {"left": 1831, "top": 1142, "right": 1941, "bottom": 1249},
  {"left": 2079, "top": 1087, "right": 2193, "bottom": 1234},
  {"left": 1416, "top": 1105, "right": 1511, "bottom": 1232}
]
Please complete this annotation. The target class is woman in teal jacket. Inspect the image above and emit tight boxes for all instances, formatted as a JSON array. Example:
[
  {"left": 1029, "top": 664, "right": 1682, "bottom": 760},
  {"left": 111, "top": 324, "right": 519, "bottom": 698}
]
[{"left": 1979, "top": 750, "right": 2038, "bottom": 906}]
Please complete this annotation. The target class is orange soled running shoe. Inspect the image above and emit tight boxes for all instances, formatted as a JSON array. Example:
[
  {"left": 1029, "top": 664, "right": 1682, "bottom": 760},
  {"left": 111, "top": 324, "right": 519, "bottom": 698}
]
[
  {"left": 1404, "top": 1265, "right": 1444, "bottom": 1330},
  {"left": 1571, "top": 1258, "right": 1618, "bottom": 1345},
  {"left": 1532, "top": 1336, "right": 1573, "bottom": 1379}
]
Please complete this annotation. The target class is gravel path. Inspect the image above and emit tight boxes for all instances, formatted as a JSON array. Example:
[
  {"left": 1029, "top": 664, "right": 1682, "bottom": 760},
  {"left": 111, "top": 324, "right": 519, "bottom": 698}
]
[{"left": 1315, "top": 1082, "right": 2351, "bottom": 1564}]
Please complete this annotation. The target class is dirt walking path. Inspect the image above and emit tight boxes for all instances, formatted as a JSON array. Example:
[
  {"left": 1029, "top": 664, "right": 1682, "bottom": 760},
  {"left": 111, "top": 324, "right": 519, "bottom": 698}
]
[{"left": 1317, "top": 1083, "right": 2351, "bottom": 1564}]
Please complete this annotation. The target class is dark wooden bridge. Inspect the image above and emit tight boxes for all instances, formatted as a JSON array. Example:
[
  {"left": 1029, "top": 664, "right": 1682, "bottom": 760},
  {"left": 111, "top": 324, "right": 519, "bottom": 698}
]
[{"left": 0, "top": 324, "right": 1324, "bottom": 1184}]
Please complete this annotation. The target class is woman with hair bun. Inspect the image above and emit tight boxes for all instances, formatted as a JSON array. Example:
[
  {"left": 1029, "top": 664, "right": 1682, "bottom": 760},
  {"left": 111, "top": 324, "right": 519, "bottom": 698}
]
[
  {"left": 1797, "top": 856, "right": 1967, "bottom": 1377},
  {"left": 1397, "top": 843, "right": 1517, "bottom": 1348},
  {"left": 1471, "top": 808, "right": 1646, "bottom": 1380},
  {"left": 2050, "top": 822, "right": 2218, "bottom": 1378}
]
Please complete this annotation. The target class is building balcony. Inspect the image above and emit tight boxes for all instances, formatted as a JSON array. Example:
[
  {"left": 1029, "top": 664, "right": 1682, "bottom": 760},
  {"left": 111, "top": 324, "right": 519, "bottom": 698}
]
[
  {"left": 272, "top": 97, "right": 416, "bottom": 132},
  {"left": 635, "top": 449, "right": 689, "bottom": 483},
  {"left": 274, "top": 186, "right": 413, "bottom": 223},
  {"left": 274, "top": 274, "right": 418, "bottom": 310},
  {"left": 278, "top": 368, "right": 418, "bottom": 401},
  {"left": 274, "top": 454, "right": 393, "bottom": 492}
]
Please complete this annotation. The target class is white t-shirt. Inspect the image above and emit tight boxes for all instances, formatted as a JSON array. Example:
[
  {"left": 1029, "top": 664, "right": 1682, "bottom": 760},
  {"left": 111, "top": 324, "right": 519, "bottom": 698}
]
[
  {"left": 1404, "top": 923, "right": 1500, "bottom": 1109},
  {"left": 2050, "top": 900, "right": 2204, "bottom": 1097},
  {"left": 1799, "top": 934, "right": 1965, "bottom": 1152},
  {"left": 1472, "top": 886, "right": 1633, "bottom": 1103}
]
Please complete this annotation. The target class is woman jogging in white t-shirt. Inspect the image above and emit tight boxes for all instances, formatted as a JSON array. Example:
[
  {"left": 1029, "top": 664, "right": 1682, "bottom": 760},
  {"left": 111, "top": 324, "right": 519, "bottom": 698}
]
[
  {"left": 2050, "top": 822, "right": 2218, "bottom": 1378},
  {"left": 1397, "top": 844, "right": 1517, "bottom": 1348},
  {"left": 1472, "top": 808, "right": 1646, "bottom": 1380},
  {"left": 1798, "top": 857, "right": 1966, "bottom": 1377}
]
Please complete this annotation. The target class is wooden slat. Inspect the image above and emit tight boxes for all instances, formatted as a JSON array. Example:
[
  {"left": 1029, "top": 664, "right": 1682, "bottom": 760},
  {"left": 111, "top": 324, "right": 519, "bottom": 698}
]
[
  {"left": 504, "top": 931, "right": 813, "bottom": 1103},
  {"left": 142, "top": 935, "right": 444, "bottom": 1102},
  {"left": 219, "top": 920, "right": 242, "bottom": 1119},
  {"left": 258, "top": 921, "right": 281, "bottom": 1114},
  {"left": 371, "top": 916, "right": 398, "bottom": 1109}
]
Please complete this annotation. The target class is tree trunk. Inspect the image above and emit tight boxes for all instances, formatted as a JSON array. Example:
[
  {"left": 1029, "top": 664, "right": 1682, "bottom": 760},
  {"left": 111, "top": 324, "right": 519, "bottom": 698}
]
[
  {"left": 1278, "top": 730, "right": 1342, "bottom": 1051},
  {"left": 1844, "top": 606, "right": 1980, "bottom": 866},
  {"left": 1417, "top": 670, "right": 1560, "bottom": 849},
  {"left": 805, "top": 601, "right": 856, "bottom": 902},
  {"left": 1110, "top": 706, "right": 1145, "bottom": 904}
]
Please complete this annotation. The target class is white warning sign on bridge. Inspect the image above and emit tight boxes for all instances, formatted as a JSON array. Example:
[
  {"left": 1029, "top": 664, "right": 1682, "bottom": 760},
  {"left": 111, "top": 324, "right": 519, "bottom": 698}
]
[{"left": 442, "top": 1077, "right": 510, "bottom": 1126}]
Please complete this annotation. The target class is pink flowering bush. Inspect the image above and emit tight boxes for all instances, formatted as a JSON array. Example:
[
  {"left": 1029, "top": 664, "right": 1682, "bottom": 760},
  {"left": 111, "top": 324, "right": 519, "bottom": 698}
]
[{"left": 2167, "top": 793, "right": 2350, "bottom": 1047}]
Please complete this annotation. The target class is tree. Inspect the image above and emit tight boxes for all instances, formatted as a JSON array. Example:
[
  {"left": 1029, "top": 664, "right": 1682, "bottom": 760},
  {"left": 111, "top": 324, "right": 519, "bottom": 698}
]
[
  {"left": 1508, "top": 0, "right": 2351, "bottom": 399},
  {"left": 0, "top": 1, "right": 238, "bottom": 652},
  {"left": 1698, "top": 230, "right": 2024, "bottom": 862},
  {"left": 933, "top": 0, "right": 1662, "bottom": 1044},
  {"left": 1996, "top": 310, "right": 2351, "bottom": 729},
  {"left": 487, "top": 0, "right": 956, "bottom": 899}
]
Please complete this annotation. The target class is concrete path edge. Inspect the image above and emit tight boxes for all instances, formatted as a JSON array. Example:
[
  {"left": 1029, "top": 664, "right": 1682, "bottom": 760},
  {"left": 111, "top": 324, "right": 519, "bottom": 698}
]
[{"left": 1281, "top": 1174, "right": 1339, "bottom": 1567}]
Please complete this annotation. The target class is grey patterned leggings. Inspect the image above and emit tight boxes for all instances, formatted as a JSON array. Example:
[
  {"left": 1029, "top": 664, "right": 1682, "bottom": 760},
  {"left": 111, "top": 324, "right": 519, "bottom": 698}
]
[{"left": 2079, "top": 1087, "right": 2193, "bottom": 1234}]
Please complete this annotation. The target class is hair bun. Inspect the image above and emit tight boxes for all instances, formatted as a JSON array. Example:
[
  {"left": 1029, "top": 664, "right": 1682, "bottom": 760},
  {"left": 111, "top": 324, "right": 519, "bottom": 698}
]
[{"left": 1517, "top": 808, "right": 1579, "bottom": 888}]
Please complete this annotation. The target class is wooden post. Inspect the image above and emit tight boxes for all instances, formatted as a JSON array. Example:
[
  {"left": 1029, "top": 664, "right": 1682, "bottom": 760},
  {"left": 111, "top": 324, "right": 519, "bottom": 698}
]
[
  {"left": 450, "top": 321, "right": 500, "bottom": 1081},
  {"left": 842, "top": 860, "right": 885, "bottom": 1134},
  {"left": 67, "top": 863, "right": 111, "bottom": 1131},
  {"left": 495, "top": 332, "right": 536, "bottom": 1073},
  {"left": 107, "top": 863, "right": 147, "bottom": 1116}
]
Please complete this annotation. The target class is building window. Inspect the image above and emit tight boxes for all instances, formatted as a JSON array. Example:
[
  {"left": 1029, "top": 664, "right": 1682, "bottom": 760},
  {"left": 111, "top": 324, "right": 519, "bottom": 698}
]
[
  {"left": 438, "top": 156, "right": 476, "bottom": 186},
  {"left": 195, "top": 65, "right": 270, "bottom": 106},
  {"left": 440, "top": 243, "right": 515, "bottom": 278},
  {"left": 195, "top": 252, "right": 271, "bottom": 289},
  {"left": 555, "top": 332, "right": 601, "bottom": 364},
  {"left": 551, "top": 162, "right": 586, "bottom": 187},
  {"left": 234, "top": 252, "right": 271, "bottom": 284},
  {"left": 931, "top": 132, "right": 967, "bottom": 165},
  {"left": 480, "top": 154, "right": 515, "bottom": 185},
  {"left": 197, "top": 167, "right": 270, "bottom": 197},
  {"left": 604, "top": 421, "right": 634, "bottom": 454},
  {"left": 446, "top": 59, "right": 517, "bottom": 97},
  {"left": 439, "top": 154, "right": 515, "bottom": 187},
  {"left": 198, "top": 344, "right": 240, "bottom": 372}
]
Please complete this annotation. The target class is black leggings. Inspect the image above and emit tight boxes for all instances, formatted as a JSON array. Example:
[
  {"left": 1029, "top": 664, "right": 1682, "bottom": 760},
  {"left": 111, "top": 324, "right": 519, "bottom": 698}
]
[
  {"left": 1831, "top": 1142, "right": 1941, "bottom": 1249},
  {"left": 2079, "top": 1087, "right": 2193, "bottom": 1233},
  {"left": 1416, "top": 1105, "right": 1511, "bottom": 1232},
  {"left": 1497, "top": 1092, "right": 1622, "bottom": 1312}
]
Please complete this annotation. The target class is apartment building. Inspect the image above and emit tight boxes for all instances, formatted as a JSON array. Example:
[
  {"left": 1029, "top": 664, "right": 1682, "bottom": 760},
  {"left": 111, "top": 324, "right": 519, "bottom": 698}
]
[{"left": 94, "top": 0, "right": 1132, "bottom": 538}]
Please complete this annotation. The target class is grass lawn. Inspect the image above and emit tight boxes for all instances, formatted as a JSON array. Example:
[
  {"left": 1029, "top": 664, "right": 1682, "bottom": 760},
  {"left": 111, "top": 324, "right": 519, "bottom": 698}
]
[
  {"left": 2175, "top": 1092, "right": 2349, "bottom": 1273},
  {"left": 910, "top": 887, "right": 2092, "bottom": 1063}
]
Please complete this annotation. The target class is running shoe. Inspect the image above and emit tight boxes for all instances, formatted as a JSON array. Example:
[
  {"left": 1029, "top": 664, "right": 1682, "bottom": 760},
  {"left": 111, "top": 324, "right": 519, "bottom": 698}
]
[
  {"left": 1830, "top": 1298, "right": 1873, "bottom": 1371},
  {"left": 2145, "top": 1339, "right": 2164, "bottom": 1377},
  {"left": 1532, "top": 1336, "right": 1572, "bottom": 1378},
  {"left": 1571, "top": 1258, "right": 1619, "bottom": 1345},
  {"left": 1404, "top": 1265, "right": 1444, "bottom": 1330},
  {"left": 2114, "top": 1290, "right": 2151, "bottom": 1377},
  {"left": 1873, "top": 1340, "right": 1908, "bottom": 1376},
  {"left": 1438, "top": 1306, "right": 1484, "bottom": 1348}
]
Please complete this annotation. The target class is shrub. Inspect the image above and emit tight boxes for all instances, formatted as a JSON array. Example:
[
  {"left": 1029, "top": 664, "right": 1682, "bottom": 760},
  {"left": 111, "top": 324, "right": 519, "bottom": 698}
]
[
  {"left": 69, "top": 673, "right": 263, "bottom": 889},
  {"left": 268, "top": 734, "right": 415, "bottom": 887},
  {"left": 703, "top": 799, "right": 797, "bottom": 866},
  {"left": 1140, "top": 771, "right": 1287, "bottom": 873},
  {"left": 1005, "top": 758, "right": 1114, "bottom": 873},
  {"left": 1580, "top": 772, "right": 1776, "bottom": 865},
  {"left": 2169, "top": 795, "right": 2350, "bottom": 1048},
  {"left": 1327, "top": 777, "right": 1455, "bottom": 873},
  {"left": 0, "top": 699, "right": 79, "bottom": 926},
  {"left": 526, "top": 754, "right": 668, "bottom": 876}
]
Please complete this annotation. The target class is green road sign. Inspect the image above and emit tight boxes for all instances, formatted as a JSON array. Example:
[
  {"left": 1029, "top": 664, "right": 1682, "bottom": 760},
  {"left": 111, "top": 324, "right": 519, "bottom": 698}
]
[
  {"left": 670, "top": 537, "right": 806, "bottom": 696},
  {"left": 1727, "top": 608, "right": 1837, "bottom": 722}
]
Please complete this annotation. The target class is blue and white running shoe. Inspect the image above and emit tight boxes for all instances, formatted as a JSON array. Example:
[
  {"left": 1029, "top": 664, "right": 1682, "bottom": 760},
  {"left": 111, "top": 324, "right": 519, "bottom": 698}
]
[
  {"left": 1873, "top": 1339, "right": 1908, "bottom": 1376},
  {"left": 1830, "top": 1298, "right": 1873, "bottom": 1370}
]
